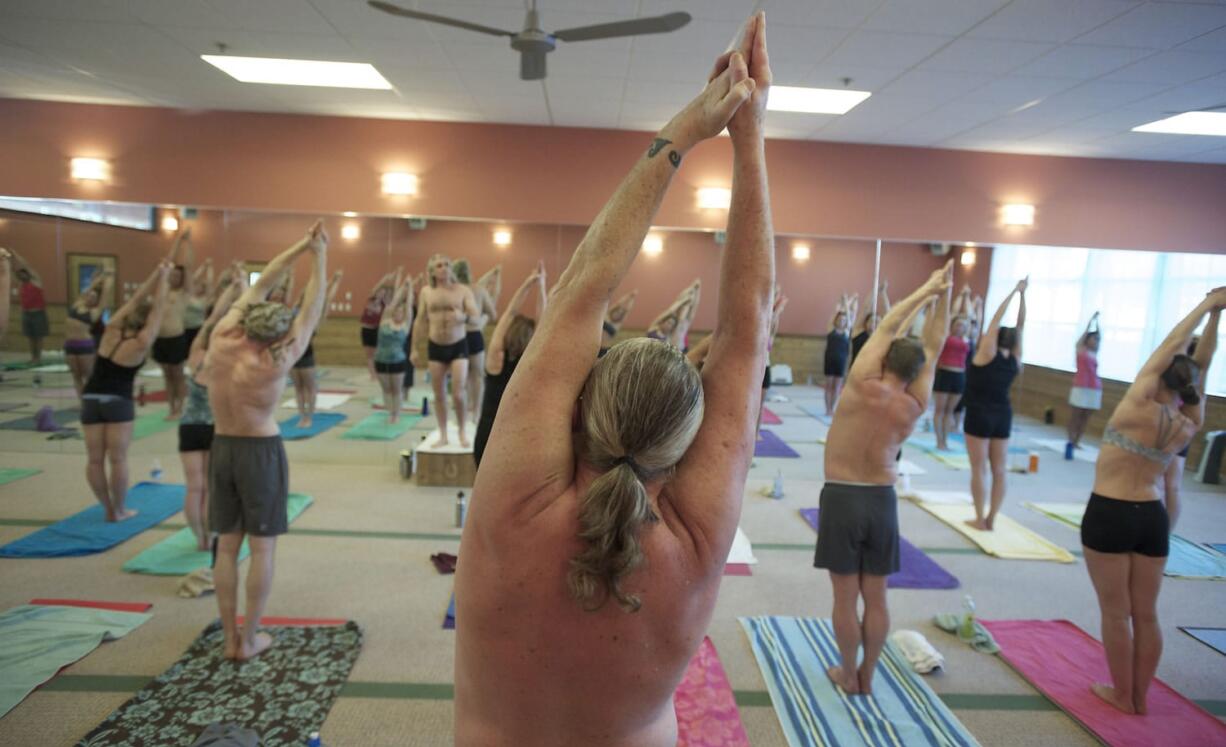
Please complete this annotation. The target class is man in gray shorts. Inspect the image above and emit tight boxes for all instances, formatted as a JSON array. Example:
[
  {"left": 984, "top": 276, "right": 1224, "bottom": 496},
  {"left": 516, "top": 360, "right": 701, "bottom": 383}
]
[
  {"left": 200, "top": 221, "right": 328, "bottom": 661},
  {"left": 816, "top": 261, "right": 952, "bottom": 695}
]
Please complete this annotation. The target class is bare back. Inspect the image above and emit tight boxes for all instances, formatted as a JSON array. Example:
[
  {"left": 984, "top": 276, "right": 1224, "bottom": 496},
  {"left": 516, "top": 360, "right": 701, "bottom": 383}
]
[
  {"left": 157, "top": 288, "right": 188, "bottom": 337},
  {"left": 1093, "top": 376, "right": 1198, "bottom": 502},
  {"left": 825, "top": 375, "right": 923, "bottom": 485},
  {"left": 202, "top": 316, "right": 298, "bottom": 437},
  {"left": 422, "top": 284, "right": 471, "bottom": 345}
]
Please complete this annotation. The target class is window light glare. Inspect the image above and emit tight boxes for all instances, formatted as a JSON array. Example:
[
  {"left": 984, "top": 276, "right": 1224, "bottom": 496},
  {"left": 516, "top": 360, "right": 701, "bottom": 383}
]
[
  {"left": 1001, "top": 203, "right": 1035, "bottom": 226},
  {"left": 1132, "top": 111, "right": 1226, "bottom": 137},
  {"left": 381, "top": 172, "right": 418, "bottom": 196},
  {"left": 201, "top": 55, "right": 392, "bottom": 90},
  {"left": 70, "top": 157, "right": 109, "bottom": 181},
  {"left": 767, "top": 86, "right": 871, "bottom": 115},
  {"left": 642, "top": 234, "right": 663, "bottom": 256},
  {"left": 696, "top": 187, "right": 731, "bottom": 210},
  {"left": 161, "top": 215, "right": 179, "bottom": 232},
  {"left": 341, "top": 223, "right": 361, "bottom": 241},
  {"left": 960, "top": 248, "right": 977, "bottom": 267},
  {"left": 792, "top": 244, "right": 811, "bottom": 261},
  {"left": 493, "top": 230, "right": 512, "bottom": 247}
]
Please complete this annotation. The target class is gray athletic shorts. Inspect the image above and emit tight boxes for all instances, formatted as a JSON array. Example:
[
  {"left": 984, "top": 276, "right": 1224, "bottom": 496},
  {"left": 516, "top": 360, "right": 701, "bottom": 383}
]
[
  {"left": 813, "top": 482, "right": 900, "bottom": 576},
  {"left": 209, "top": 434, "right": 289, "bottom": 537}
]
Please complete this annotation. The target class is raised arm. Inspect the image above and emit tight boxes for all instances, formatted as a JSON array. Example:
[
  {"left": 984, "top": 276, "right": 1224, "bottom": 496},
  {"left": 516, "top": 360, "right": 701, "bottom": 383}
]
[
  {"left": 0, "top": 249, "right": 10, "bottom": 331},
  {"left": 134, "top": 263, "right": 173, "bottom": 347},
  {"left": 1185, "top": 307, "right": 1220, "bottom": 427},
  {"left": 973, "top": 280, "right": 1023, "bottom": 366},
  {"left": 879, "top": 281, "right": 891, "bottom": 314},
  {"left": 607, "top": 290, "right": 638, "bottom": 327},
  {"left": 477, "top": 265, "right": 502, "bottom": 305},
  {"left": 235, "top": 232, "right": 313, "bottom": 307},
  {"left": 322, "top": 270, "right": 344, "bottom": 320},
  {"left": 409, "top": 289, "right": 430, "bottom": 369},
  {"left": 1078, "top": 312, "right": 1100, "bottom": 350},
  {"left": 8, "top": 249, "right": 41, "bottom": 286},
  {"left": 167, "top": 228, "right": 193, "bottom": 278},
  {"left": 111, "top": 264, "right": 165, "bottom": 325},
  {"left": 282, "top": 224, "right": 328, "bottom": 364},
  {"left": 909, "top": 266, "right": 954, "bottom": 405},
  {"left": 382, "top": 279, "right": 413, "bottom": 327},
  {"left": 1014, "top": 280, "right": 1027, "bottom": 361},
  {"left": 487, "top": 262, "right": 545, "bottom": 376},
  {"left": 850, "top": 264, "right": 950, "bottom": 382},
  {"left": 189, "top": 268, "right": 245, "bottom": 371}
]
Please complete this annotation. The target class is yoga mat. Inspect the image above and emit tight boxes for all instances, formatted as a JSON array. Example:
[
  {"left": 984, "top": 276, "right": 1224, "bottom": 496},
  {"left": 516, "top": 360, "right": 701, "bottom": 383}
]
[
  {"left": 724, "top": 563, "right": 752, "bottom": 576},
  {"left": 131, "top": 410, "right": 177, "bottom": 440},
  {"left": 984, "top": 619, "right": 1226, "bottom": 747},
  {"left": 0, "top": 403, "right": 24, "bottom": 413},
  {"left": 0, "top": 468, "right": 39, "bottom": 486},
  {"left": 676, "top": 637, "right": 750, "bottom": 747},
  {"left": 797, "top": 404, "right": 833, "bottom": 423},
  {"left": 741, "top": 616, "right": 981, "bottom": 747},
  {"left": 1180, "top": 626, "right": 1226, "bottom": 656},
  {"left": 1032, "top": 437, "right": 1099, "bottom": 463},
  {"left": 443, "top": 593, "right": 455, "bottom": 630},
  {"left": 761, "top": 406, "right": 782, "bottom": 425},
  {"left": 914, "top": 501, "right": 1076, "bottom": 563},
  {"left": 138, "top": 367, "right": 165, "bottom": 378},
  {"left": 123, "top": 494, "right": 313, "bottom": 575},
  {"left": 1027, "top": 502, "right": 1226, "bottom": 579},
  {"left": 0, "top": 602, "right": 152, "bottom": 719},
  {"left": 416, "top": 421, "right": 476, "bottom": 454},
  {"left": 341, "top": 412, "right": 422, "bottom": 441},
  {"left": 755, "top": 429, "right": 800, "bottom": 458},
  {"left": 1212, "top": 543, "right": 1226, "bottom": 555},
  {"left": 903, "top": 434, "right": 971, "bottom": 470},
  {"left": 909, "top": 490, "right": 972, "bottom": 505},
  {"left": 35, "top": 387, "right": 77, "bottom": 399},
  {"left": 799, "top": 508, "right": 959, "bottom": 589},
  {"left": 80, "top": 619, "right": 363, "bottom": 747},
  {"left": 141, "top": 389, "right": 169, "bottom": 403},
  {"left": 0, "top": 408, "right": 79, "bottom": 431},
  {"left": 30, "top": 363, "right": 70, "bottom": 373},
  {"left": 0, "top": 482, "right": 184, "bottom": 558},
  {"left": 897, "top": 459, "right": 927, "bottom": 476},
  {"left": 2, "top": 360, "right": 36, "bottom": 371},
  {"left": 281, "top": 392, "right": 352, "bottom": 410},
  {"left": 279, "top": 412, "right": 347, "bottom": 440}
]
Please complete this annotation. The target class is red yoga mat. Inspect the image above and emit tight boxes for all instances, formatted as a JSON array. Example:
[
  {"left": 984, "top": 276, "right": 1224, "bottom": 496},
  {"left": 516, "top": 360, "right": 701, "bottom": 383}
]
[
  {"left": 676, "top": 637, "right": 749, "bottom": 746},
  {"left": 983, "top": 619, "right": 1226, "bottom": 747},
  {"left": 760, "top": 407, "right": 782, "bottom": 425},
  {"left": 723, "top": 563, "right": 752, "bottom": 576},
  {"left": 29, "top": 598, "right": 152, "bottom": 613}
]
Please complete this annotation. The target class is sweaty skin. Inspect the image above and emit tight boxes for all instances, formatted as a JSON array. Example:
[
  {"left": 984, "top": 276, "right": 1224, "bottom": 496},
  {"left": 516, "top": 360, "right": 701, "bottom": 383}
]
[{"left": 420, "top": 283, "right": 477, "bottom": 345}]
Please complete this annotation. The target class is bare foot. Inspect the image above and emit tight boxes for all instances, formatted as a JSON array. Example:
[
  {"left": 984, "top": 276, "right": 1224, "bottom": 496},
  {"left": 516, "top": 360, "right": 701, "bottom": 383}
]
[
  {"left": 1091, "top": 683, "right": 1135, "bottom": 714},
  {"left": 826, "top": 665, "right": 860, "bottom": 694},
  {"left": 389, "top": 414, "right": 400, "bottom": 425},
  {"left": 431, "top": 436, "right": 449, "bottom": 448},
  {"left": 458, "top": 432, "right": 470, "bottom": 448},
  {"left": 236, "top": 631, "right": 274, "bottom": 661},
  {"left": 985, "top": 517, "right": 996, "bottom": 531},
  {"left": 107, "top": 508, "right": 139, "bottom": 522},
  {"left": 963, "top": 518, "right": 988, "bottom": 531},
  {"left": 223, "top": 640, "right": 240, "bottom": 660},
  {"left": 297, "top": 416, "right": 311, "bottom": 429},
  {"left": 857, "top": 667, "right": 875, "bottom": 696}
]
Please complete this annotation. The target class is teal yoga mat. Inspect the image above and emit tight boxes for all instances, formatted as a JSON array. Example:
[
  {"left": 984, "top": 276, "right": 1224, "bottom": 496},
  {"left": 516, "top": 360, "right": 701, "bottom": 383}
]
[
  {"left": 280, "top": 413, "right": 346, "bottom": 440},
  {"left": 0, "top": 468, "right": 39, "bottom": 486},
  {"left": 0, "top": 408, "right": 78, "bottom": 431},
  {"left": 341, "top": 413, "right": 422, "bottom": 441},
  {"left": 131, "top": 410, "right": 177, "bottom": 441}
]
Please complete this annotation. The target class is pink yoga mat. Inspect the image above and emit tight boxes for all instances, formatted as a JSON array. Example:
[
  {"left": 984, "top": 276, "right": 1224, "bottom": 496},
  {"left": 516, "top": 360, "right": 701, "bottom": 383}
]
[
  {"left": 760, "top": 407, "right": 782, "bottom": 425},
  {"left": 723, "top": 563, "right": 752, "bottom": 576},
  {"left": 675, "top": 637, "right": 749, "bottom": 747},
  {"left": 983, "top": 619, "right": 1226, "bottom": 747}
]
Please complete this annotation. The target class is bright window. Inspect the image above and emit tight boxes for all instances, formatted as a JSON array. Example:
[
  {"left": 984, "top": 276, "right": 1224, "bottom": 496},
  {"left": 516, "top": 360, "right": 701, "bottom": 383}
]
[{"left": 987, "top": 245, "right": 1226, "bottom": 396}]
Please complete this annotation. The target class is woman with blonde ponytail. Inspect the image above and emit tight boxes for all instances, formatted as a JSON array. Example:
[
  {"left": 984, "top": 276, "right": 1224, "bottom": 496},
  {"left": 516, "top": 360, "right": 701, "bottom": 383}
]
[{"left": 453, "top": 13, "right": 775, "bottom": 746}]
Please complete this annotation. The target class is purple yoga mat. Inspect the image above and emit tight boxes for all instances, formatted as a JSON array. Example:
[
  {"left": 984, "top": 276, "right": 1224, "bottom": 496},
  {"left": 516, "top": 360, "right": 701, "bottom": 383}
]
[
  {"left": 754, "top": 429, "right": 799, "bottom": 458},
  {"left": 799, "top": 508, "right": 959, "bottom": 589}
]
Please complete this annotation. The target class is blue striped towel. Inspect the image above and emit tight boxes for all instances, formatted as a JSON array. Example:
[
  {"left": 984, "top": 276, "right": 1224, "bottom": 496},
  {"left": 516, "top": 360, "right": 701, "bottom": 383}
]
[{"left": 739, "top": 616, "right": 980, "bottom": 747}]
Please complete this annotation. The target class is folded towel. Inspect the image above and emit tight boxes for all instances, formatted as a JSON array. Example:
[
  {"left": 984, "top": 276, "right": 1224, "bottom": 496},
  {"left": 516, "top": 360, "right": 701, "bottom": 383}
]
[
  {"left": 891, "top": 629, "right": 945, "bottom": 673},
  {"left": 933, "top": 612, "right": 1001, "bottom": 654},
  {"left": 176, "top": 568, "right": 215, "bottom": 598}
]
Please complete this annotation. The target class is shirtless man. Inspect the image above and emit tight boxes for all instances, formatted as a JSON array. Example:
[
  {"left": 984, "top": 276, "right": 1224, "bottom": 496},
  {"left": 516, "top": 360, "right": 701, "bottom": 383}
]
[
  {"left": 200, "top": 221, "right": 327, "bottom": 660},
  {"left": 816, "top": 261, "right": 952, "bottom": 695},
  {"left": 153, "top": 229, "right": 193, "bottom": 419},
  {"left": 454, "top": 13, "right": 769, "bottom": 746},
  {"left": 410, "top": 254, "right": 480, "bottom": 447}
]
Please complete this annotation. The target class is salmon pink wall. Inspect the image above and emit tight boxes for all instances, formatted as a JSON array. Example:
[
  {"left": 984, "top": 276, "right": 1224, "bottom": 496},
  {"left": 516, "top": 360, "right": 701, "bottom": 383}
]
[{"left": 0, "top": 99, "right": 1223, "bottom": 255}]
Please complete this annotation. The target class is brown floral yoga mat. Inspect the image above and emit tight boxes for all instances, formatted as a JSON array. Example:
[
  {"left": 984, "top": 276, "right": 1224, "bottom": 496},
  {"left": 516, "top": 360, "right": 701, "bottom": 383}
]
[{"left": 77, "top": 619, "right": 363, "bottom": 747}]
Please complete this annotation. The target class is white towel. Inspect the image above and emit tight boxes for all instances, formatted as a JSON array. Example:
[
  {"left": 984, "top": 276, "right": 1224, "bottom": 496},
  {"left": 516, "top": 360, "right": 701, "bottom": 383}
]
[
  {"left": 726, "top": 527, "right": 758, "bottom": 565},
  {"left": 891, "top": 629, "right": 944, "bottom": 674}
]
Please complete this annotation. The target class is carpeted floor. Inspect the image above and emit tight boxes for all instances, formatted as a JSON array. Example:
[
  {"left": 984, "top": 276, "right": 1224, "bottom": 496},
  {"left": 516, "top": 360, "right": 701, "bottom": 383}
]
[{"left": 0, "top": 363, "right": 1223, "bottom": 746}]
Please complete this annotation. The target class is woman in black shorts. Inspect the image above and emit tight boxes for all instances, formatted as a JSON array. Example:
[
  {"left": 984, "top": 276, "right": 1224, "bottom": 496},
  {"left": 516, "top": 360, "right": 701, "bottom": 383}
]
[
  {"left": 359, "top": 270, "right": 398, "bottom": 379},
  {"left": 82, "top": 262, "right": 171, "bottom": 522},
  {"left": 962, "top": 278, "right": 1027, "bottom": 531},
  {"left": 289, "top": 270, "right": 343, "bottom": 428},
  {"left": 1081, "top": 289, "right": 1222, "bottom": 716},
  {"left": 823, "top": 294, "right": 857, "bottom": 416}
]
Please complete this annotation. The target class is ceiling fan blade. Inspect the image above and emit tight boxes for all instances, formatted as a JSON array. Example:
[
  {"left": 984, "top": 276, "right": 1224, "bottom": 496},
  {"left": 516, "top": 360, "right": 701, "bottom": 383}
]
[
  {"left": 520, "top": 49, "right": 547, "bottom": 81},
  {"left": 367, "top": 1, "right": 514, "bottom": 37},
  {"left": 552, "top": 12, "right": 691, "bottom": 42}
]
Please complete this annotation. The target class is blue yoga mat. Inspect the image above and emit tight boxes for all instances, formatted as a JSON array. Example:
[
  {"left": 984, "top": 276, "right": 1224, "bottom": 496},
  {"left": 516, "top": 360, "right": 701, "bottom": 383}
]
[
  {"left": 279, "top": 413, "right": 347, "bottom": 441},
  {"left": 1210, "top": 543, "right": 1226, "bottom": 555},
  {"left": 1166, "top": 536, "right": 1226, "bottom": 580},
  {"left": 1180, "top": 627, "right": 1226, "bottom": 656},
  {"left": 755, "top": 429, "right": 800, "bottom": 458},
  {"left": 443, "top": 593, "right": 455, "bottom": 630},
  {"left": 0, "top": 482, "right": 184, "bottom": 558}
]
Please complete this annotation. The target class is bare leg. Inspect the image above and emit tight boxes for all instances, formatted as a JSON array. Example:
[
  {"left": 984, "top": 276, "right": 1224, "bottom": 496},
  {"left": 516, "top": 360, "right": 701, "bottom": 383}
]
[
  {"left": 933, "top": 392, "right": 950, "bottom": 450},
  {"left": 390, "top": 372, "right": 405, "bottom": 423},
  {"left": 965, "top": 434, "right": 990, "bottom": 530},
  {"left": 986, "top": 438, "right": 1009, "bottom": 530},
  {"left": 1084, "top": 547, "right": 1136, "bottom": 714},
  {"left": 1066, "top": 406, "right": 1080, "bottom": 444},
  {"left": 378, "top": 374, "right": 397, "bottom": 424},
  {"left": 831, "top": 376, "right": 844, "bottom": 412},
  {"left": 67, "top": 354, "right": 89, "bottom": 396},
  {"left": 291, "top": 369, "right": 308, "bottom": 426},
  {"left": 824, "top": 378, "right": 834, "bottom": 415},
  {"left": 238, "top": 535, "right": 277, "bottom": 660},
  {"left": 1128, "top": 553, "right": 1165, "bottom": 714},
  {"left": 429, "top": 360, "right": 450, "bottom": 446},
  {"left": 84, "top": 424, "right": 112, "bottom": 514},
  {"left": 858, "top": 573, "right": 890, "bottom": 695},
  {"left": 467, "top": 350, "right": 485, "bottom": 422},
  {"left": 1163, "top": 457, "right": 1183, "bottom": 530},
  {"left": 215, "top": 532, "right": 244, "bottom": 659},
  {"left": 363, "top": 343, "right": 377, "bottom": 380},
  {"left": 104, "top": 422, "right": 136, "bottom": 521},
  {"left": 450, "top": 358, "right": 470, "bottom": 447},
  {"left": 29, "top": 335, "right": 42, "bottom": 364},
  {"left": 160, "top": 363, "right": 180, "bottom": 419},
  {"left": 303, "top": 367, "right": 318, "bottom": 427},
  {"left": 180, "top": 450, "right": 209, "bottom": 551},
  {"left": 754, "top": 388, "right": 767, "bottom": 441},
  {"left": 827, "top": 571, "right": 862, "bottom": 694}
]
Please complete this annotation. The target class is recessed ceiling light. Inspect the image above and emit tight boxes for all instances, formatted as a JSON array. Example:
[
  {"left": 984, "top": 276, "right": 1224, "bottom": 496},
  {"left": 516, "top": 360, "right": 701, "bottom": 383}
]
[
  {"left": 341, "top": 223, "right": 361, "bottom": 241},
  {"left": 792, "top": 244, "right": 811, "bottom": 261},
  {"left": 767, "top": 86, "right": 871, "bottom": 115},
  {"left": 1132, "top": 111, "right": 1226, "bottom": 137},
  {"left": 342, "top": 211, "right": 357, "bottom": 217},
  {"left": 161, "top": 215, "right": 179, "bottom": 232},
  {"left": 1001, "top": 203, "right": 1035, "bottom": 226},
  {"left": 382, "top": 172, "right": 418, "bottom": 196},
  {"left": 493, "top": 230, "right": 512, "bottom": 247},
  {"left": 201, "top": 55, "right": 392, "bottom": 90}
]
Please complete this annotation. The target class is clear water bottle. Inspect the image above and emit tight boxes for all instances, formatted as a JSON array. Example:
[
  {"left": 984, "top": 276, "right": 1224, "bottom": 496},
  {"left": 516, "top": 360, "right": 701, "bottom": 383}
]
[
  {"left": 150, "top": 459, "right": 163, "bottom": 482},
  {"left": 959, "top": 595, "right": 976, "bottom": 640},
  {"left": 455, "top": 491, "right": 467, "bottom": 528},
  {"left": 771, "top": 469, "right": 784, "bottom": 499}
]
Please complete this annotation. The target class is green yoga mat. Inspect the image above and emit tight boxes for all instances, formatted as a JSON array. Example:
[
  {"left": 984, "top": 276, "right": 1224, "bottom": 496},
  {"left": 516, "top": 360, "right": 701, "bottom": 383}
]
[
  {"left": 0, "top": 468, "right": 39, "bottom": 486},
  {"left": 341, "top": 413, "right": 422, "bottom": 441},
  {"left": 123, "top": 494, "right": 313, "bottom": 575},
  {"left": 131, "top": 410, "right": 177, "bottom": 441}
]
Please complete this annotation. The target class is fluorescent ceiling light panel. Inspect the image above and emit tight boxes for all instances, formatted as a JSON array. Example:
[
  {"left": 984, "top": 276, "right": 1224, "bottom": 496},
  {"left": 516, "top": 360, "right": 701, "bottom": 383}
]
[
  {"left": 201, "top": 55, "right": 392, "bottom": 90},
  {"left": 1132, "top": 111, "right": 1226, "bottom": 137},
  {"left": 768, "top": 86, "right": 871, "bottom": 115}
]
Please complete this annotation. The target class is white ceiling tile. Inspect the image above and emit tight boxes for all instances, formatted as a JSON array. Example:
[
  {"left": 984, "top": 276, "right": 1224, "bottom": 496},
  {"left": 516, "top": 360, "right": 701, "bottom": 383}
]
[
  {"left": 621, "top": 78, "right": 703, "bottom": 107},
  {"left": 799, "top": 64, "right": 902, "bottom": 91},
  {"left": 1075, "top": 3, "right": 1226, "bottom": 49},
  {"left": 538, "top": 10, "right": 640, "bottom": 53},
  {"left": 0, "top": 0, "right": 135, "bottom": 22},
  {"left": 882, "top": 100, "right": 1008, "bottom": 141},
  {"left": 625, "top": 49, "right": 716, "bottom": 85},
  {"left": 457, "top": 66, "right": 537, "bottom": 96},
  {"left": 1180, "top": 25, "right": 1226, "bottom": 53},
  {"left": 762, "top": 24, "right": 852, "bottom": 65},
  {"left": 880, "top": 69, "right": 995, "bottom": 104},
  {"left": 954, "top": 75, "right": 1082, "bottom": 110},
  {"left": 410, "top": 2, "right": 538, "bottom": 43},
  {"left": 1013, "top": 44, "right": 1154, "bottom": 78},
  {"left": 1172, "top": 146, "right": 1226, "bottom": 163},
  {"left": 820, "top": 30, "right": 955, "bottom": 70},
  {"left": 204, "top": 0, "right": 335, "bottom": 34},
  {"left": 310, "top": 0, "right": 439, "bottom": 40},
  {"left": 345, "top": 37, "right": 453, "bottom": 72},
  {"left": 157, "top": 26, "right": 356, "bottom": 60},
  {"left": 755, "top": 0, "right": 886, "bottom": 29},
  {"left": 968, "top": 0, "right": 1141, "bottom": 43},
  {"left": 1128, "top": 72, "right": 1226, "bottom": 111},
  {"left": 543, "top": 72, "right": 625, "bottom": 101},
  {"left": 1098, "top": 49, "right": 1226, "bottom": 84},
  {"left": 544, "top": 47, "right": 631, "bottom": 78},
  {"left": 125, "top": 0, "right": 235, "bottom": 28},
  {"left": 442, "top": 39, "right": 521, "bottom": 72},
  {"left": 863, "top": 0, "right": 1011, "bottom": 36},
  {"left": 917, "top": 38, "right": 1055, "bottom": 74}
]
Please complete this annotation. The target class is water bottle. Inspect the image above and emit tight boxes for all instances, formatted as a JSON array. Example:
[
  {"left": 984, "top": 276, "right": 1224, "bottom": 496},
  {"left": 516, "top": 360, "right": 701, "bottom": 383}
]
[
  {"left": 959, "top": 595, "right": 976, "bottom": 640},
  {"left": 306, "top": 731, "right": 324, "bottom": 747},
  {"left": 1064, "top": 442, "right": 1074, "bottom": 461},
  {"left": 455, "top": 491, "right": 467, "bottom": 528},
  {"left": 150, "top": 459, "right": 163, "bottom": 482},
  {"left": 771, "top": 469, "right": 784, "bottom": 499}
]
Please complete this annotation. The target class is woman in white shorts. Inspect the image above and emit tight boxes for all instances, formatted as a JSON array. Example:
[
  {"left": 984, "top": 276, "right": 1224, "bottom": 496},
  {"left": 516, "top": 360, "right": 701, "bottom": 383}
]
[{"left": 1067, "top": 312, "right": 1102, "bottom": 456}]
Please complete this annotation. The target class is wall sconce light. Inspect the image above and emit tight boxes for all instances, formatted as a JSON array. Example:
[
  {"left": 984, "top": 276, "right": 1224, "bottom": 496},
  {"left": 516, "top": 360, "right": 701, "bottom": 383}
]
[
  {"left": 70, "top": 157, "right": 110, "bottom": 182},
  {"left": 1001, "top": 203, "right": 1035, "bottom": 226},
  {"left": 642, "top": 234, "right": 663, "bottom": 257},
  {"left": 161, "top": 214, "right": 179, "bottom": 232},
  {"left": 493, "top": 229, "right": 512, "bottom": 248},
  {"left": 342, "top": 211, "right": 357, "bottom": 217},
  {"left": 696, "top": 187, "right": 731, "bottom": 210},
  {"left": 381, "top": 172, "right": 418, "bottom": 196},
  {"left": 792, "top": 243, "right": 811, "bottom": 262},
  {"left": 960, "top": 247, "right": 977, "bottom": 267},
  {"left": 341, "top": 223, "right": 361, "bottom": 241}
]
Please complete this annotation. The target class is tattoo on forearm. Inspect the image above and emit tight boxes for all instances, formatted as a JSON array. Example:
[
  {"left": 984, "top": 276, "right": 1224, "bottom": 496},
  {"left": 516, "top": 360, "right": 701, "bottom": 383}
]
[{"left": 648, "top": 138, "right": 682, "bottom": 168}]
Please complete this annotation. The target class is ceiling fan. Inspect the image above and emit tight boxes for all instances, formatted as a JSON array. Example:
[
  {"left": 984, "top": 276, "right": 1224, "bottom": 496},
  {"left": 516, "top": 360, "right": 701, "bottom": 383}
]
[{"left": 368, "top": 0, "right": 692, "bottom": 80}]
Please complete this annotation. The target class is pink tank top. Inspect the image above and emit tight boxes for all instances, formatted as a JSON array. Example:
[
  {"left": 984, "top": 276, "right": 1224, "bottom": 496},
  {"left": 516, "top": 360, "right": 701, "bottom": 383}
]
[
  {"left": 19, "top": 282, "right": 45, "bottom": 311},
  {"left": 937, "top": 335, "right": 969, "bottom": 369},
  {"left": 1074, "top": 348, "right": 1099, "bottom": 389}
]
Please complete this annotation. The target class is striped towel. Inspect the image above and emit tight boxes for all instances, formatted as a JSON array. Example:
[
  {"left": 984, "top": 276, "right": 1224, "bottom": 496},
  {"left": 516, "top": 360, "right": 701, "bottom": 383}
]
[{"left": 740, "top": 616, "right": 981, "bottom": 747}]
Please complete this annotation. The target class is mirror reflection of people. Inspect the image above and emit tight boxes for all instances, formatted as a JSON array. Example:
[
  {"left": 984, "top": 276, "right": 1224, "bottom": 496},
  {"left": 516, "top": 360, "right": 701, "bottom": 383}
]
[
  {"left": 360, "top": 271, "right": 397, "bottom": 380},
  {"left": 850, "top": 281, "right": 889, "bottom": 366},
  {"left": 82, "top": 262, "right": 172, "bottom": 522},
  {"left": 454, "top": 13, "right": 769, "bottom": 744},
  {"left": 152, "top": 229, "right": 194, "bottom": 420},
  {"left": 453, "top": 260, "right": 500, "bottom": 424},
  {"left": 817, "top": 262, "right": 951, "bottom": 695},
  {"left": 411, "top": 254, "right": 480, "bottom": 448},
  {"left": 1081, "top": 289, "right": 1222, "bottom": 716},
  {"left": 183, "top": 259, "right": 215, "bottom": 350},
  {"left": 0, "top": 250, "right": 10, "bottom": 362},
  {"left": 9, "top": 249, "right": 47, "bottom": 365},
  {"left": 374, "top": 278, "right": 414, "bottom": 425},
  {"left": 64, "top": 269, "right": 114, "bottom": 396},
  {"left": 289, "top": 270, "right": 343, "bottom": 428},
  {"left": 1067, "top": 312, "right": 1102, "bottom": 456},
  {"left": 600, "top": 290, "right": 637, "bottom": 357},
  {"left": 932, "top": 286, "right": 977, "bottom": 451},
  {"left": 823, "top": 293, "right": 857, "bottom": 415},
  {"left": 963, "top": 278, "right": 1028, "bottom": 531}
]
